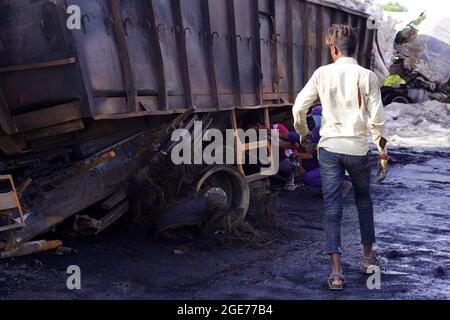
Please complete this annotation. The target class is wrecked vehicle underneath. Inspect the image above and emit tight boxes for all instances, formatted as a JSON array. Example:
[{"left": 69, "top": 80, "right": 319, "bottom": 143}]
[
  {"left": 0, "top": 0, "right": 375, "bottom": 256},
  {"left": 381, "top": 13, "right": 450, "bottom": 105}
]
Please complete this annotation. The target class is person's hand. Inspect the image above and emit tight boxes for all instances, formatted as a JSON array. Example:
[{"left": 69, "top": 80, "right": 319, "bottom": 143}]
[
  {"left": 295, "top": 153, "right": 314, "bottom": 161},
  {"left": 377, "top": 154, "right": 389, "bottom": 182},
  {"left": 301, "top": 132, "right": 312, "bottom": 146}
]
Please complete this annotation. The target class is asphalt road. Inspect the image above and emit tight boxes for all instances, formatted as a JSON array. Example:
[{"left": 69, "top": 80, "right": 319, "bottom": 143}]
[{"left": 1, "top": 148, "right": 449, "bottom": 300}]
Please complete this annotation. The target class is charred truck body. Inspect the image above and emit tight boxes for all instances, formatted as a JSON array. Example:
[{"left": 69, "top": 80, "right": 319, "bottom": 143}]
[{"left": 0, "top": 0, "right": 374, "bottom": 253}]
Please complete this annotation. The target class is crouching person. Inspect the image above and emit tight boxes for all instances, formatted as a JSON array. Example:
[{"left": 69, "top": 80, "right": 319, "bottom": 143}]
[{"left": 242, "top": 114, "right": 303, "bottom": 192}]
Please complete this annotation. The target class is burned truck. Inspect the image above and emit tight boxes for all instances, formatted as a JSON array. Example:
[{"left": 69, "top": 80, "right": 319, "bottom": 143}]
[
  {"left": 381, "top": 13, "right": 450, "bottom": 105},
  {"left": 0, "top": 0, "right": 374, "bottom": 254}
]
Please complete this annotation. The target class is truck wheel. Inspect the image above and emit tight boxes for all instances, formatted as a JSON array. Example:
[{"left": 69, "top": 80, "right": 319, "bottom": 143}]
[
  {"left": 196, "top": 166, "right": 250, "bottom": 219},
  {"left": 390, "top": 94, "right": 410, "bottom": 104},
  {"left": 383, "top": 92, "right": 410, "bottom": 106},
  {"left": 155, "top": 166, "right": 251, "bottom": 241}
]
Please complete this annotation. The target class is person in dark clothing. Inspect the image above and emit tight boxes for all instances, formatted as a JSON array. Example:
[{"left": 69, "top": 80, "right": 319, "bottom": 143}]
[{"left": 241, "top": 113, "right": 302, "bottom": 191}]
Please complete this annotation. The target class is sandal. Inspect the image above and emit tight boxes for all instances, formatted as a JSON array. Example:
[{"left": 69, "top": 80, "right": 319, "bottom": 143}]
[
  {"left": 363, "top": 254, "right": 382, "bottom": 275},
  {"left": 328, "top": 271, "right": 345, "bottom": 291}
]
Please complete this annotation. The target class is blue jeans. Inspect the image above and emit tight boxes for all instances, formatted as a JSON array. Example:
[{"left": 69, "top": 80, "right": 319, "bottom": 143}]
[{"left": 319, "top": 148, "right": 375, "bottom": 254}]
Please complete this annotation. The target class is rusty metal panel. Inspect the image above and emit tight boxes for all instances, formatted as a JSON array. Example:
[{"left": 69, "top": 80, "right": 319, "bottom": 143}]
[
  {"left": 0, "top": 85, "right": 16, "bottom": 135},
  {"left": 362, "top": 28, "right": 375, "bottom": 69},
  {"left": 316, "top": 6, "right": 325, "bottom": 68},
  {"left": 226, "top": 0, "right": 242, "bottom": 107},
  {"left": 307, "top": 3, "right": 319, "bottom": 79},
  {"left": 357, "top": 16, "right": 368, "bottom": 66},
  {"left": 66, "top": 0, "right": 134, "bottom": 117},
  {"left": 285, "top": 0, "right": 295, "bottom": 102},
  {"left": 152, "top": 0, "right": 185, "bottom": 109},
  {"left": 275, "top": 0, "right": 290, "bottom": 98},
  {"left": 208, "top": 0, "right": 236, "bottom": 107},
  {"left": 180, "top": 0, "right": 213, "bottom": 108},
  {"left": 0, "top": 1, "right": 83, "bottom": 115},
  {"left": 119, "top": 1, "right": 158, "bottom": 96},
  {"left": 257, "top": 0, "right": 276, "bottom": 95},
  {"left": 68, "top": 0, "right": 125, "bottom": 95},
  {"left": 333, "top": 9, "right": 349, "bottom": 25},
  {"left": 292, "top": 0, "right": 306, "bottom": 93},
  {"left": 199, "top": 0, "right": 219, "bottom": 108},
  {"left": 234, "top": 0, "right": 258, "bottom": 106},
  {"left": 322, "top": 7, "right": 334, "bottom": 65},
  {"left": 0, "top": 0, "right": 375, "bottom": 130}
]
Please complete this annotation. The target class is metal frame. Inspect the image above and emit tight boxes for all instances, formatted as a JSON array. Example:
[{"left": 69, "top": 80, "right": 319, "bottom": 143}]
[
  {"left": 0, "top": 0, "right": 373, "bottom": 128},
  {"left": 230, "top": 108, "right": 275, "bottom": 183},
  {"left": 0, "top": 174, "right": 25, "bottom": 230}
]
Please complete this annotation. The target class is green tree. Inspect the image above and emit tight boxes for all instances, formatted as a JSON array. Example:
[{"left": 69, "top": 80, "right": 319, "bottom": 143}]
[{"left": 383, "top": 1, "right": 408, "bottom": 12}]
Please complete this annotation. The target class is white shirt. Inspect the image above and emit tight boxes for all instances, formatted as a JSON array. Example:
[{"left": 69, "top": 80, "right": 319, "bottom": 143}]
[{"left": 293, "top": 57, "right": 387, "bottom": 156}]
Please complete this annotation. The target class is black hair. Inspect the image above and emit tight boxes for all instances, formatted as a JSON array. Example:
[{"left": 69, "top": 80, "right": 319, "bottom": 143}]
[
  {"left": 307, "top": 116, "right": 316, "bottom": 131},
  {"left": 241, "top": 112, "right": 264, "bottom": 128},
  {"left": 326, "top": 24, "right": 358, "bottom": 57}
]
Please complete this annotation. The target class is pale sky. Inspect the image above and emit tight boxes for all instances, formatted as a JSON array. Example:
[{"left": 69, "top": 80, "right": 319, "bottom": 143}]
[{"left": 376, "top": 0, "right": 450, "bottom": 17}]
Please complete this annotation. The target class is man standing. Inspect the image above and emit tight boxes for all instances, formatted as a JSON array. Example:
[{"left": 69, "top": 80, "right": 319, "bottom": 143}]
[{"left": 292, "top": 25, "right": 389, "bottom": 290}]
